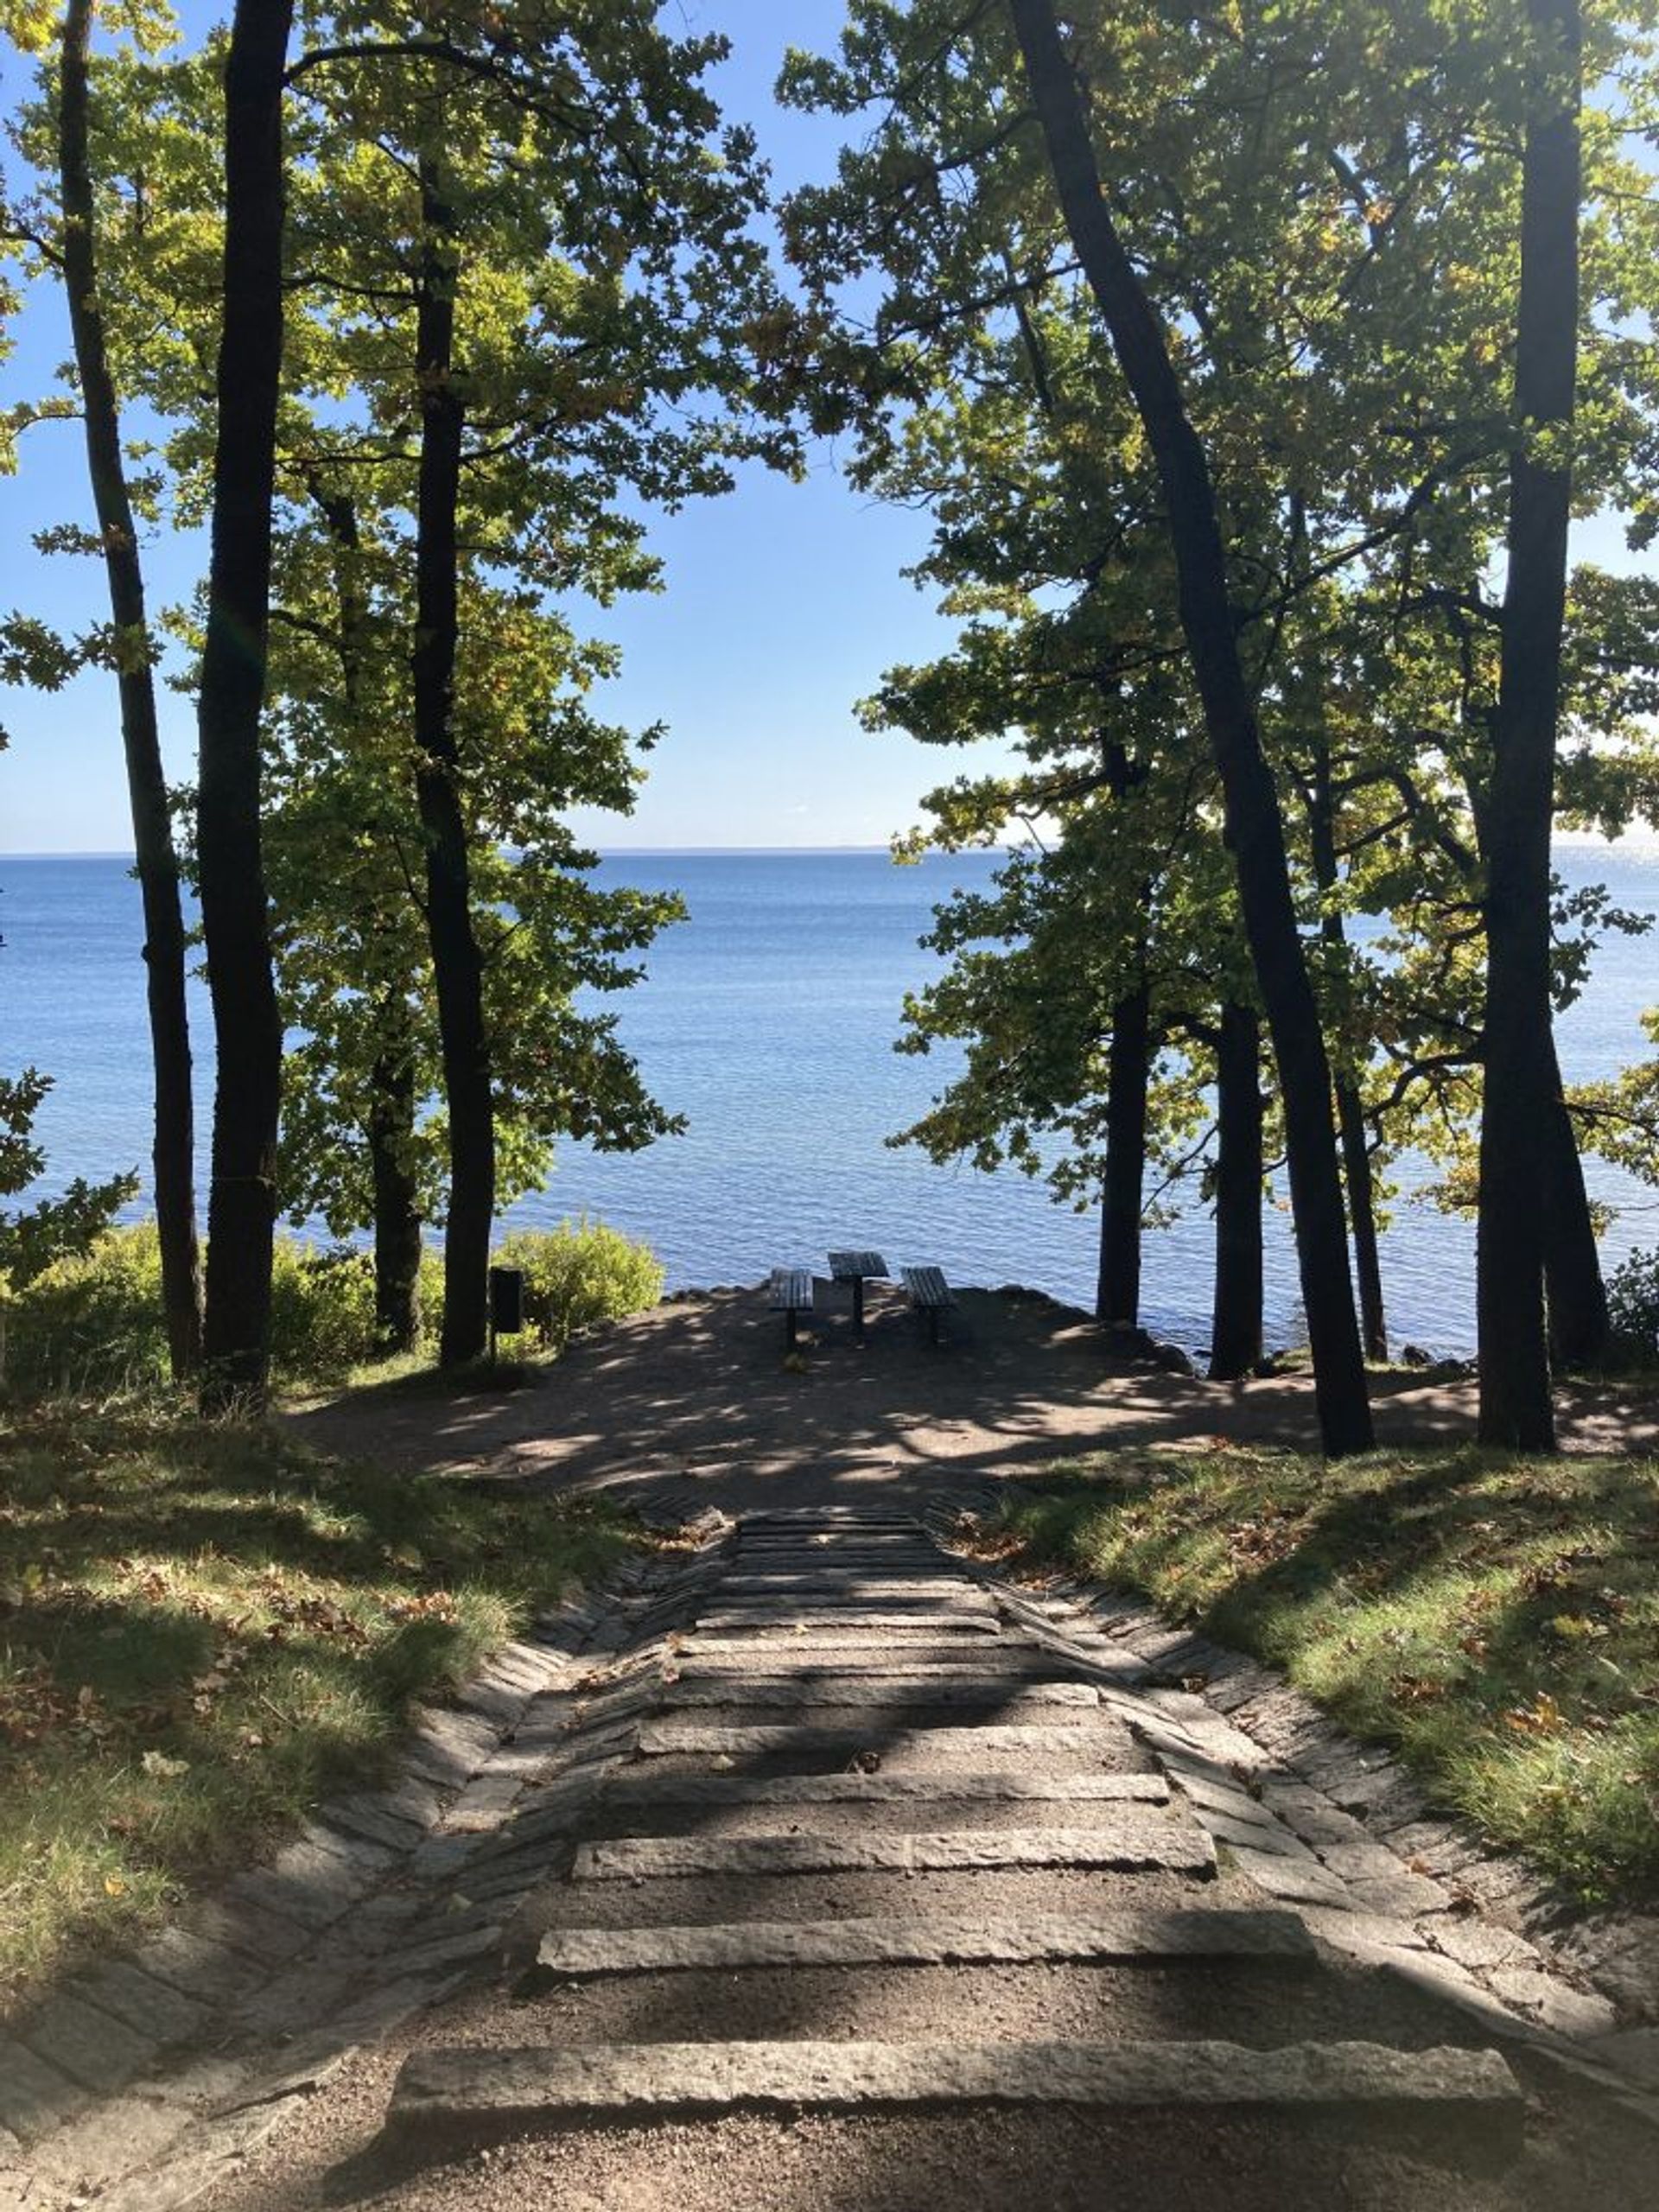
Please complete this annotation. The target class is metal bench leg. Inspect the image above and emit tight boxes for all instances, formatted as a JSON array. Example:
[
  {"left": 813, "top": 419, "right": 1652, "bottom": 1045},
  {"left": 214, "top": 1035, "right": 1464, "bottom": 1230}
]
[{"left": 786, "top": 1308, "right": 800, "bottom": 1350}]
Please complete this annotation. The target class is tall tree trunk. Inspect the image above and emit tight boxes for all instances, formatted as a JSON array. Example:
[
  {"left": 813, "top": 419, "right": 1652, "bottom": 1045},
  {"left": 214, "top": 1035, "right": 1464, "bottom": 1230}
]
[
  {"left": 1304, "top": 739, "right": 1388, "bottom": 1360},
  {"left": 1210, "top": 1001, "right": 1264, "bottom": 1381},
  {"left": 194, "top": 0, "right": 291, "bottom": 1413},
  {"left": 59, "top": 0, "right": 201, "bottom": 1380},
  {"left": 367, "top": 1021, "right": 423, "bottom": 1351},
  {"left": 1336, "top": 1084, "right": 1386, "bottom": 1361},
  {"left": 1096, "top": 981, "right": 1149, "bottom": 1325},
  {"left": 412, "top": 157, "right": 493, "bottom": 1368},
  {"left": 309, "top": 480, "right": 424, "bottom": 1354},
  {"left": 1478, "top": 0, "right": 1580, "bottom": 1450},
  {"left": 1008, "top": 0, "right": 1370, "bottom": 1453},
  {"left": 1542, "top": 1033, "right": 1607, "bottom": 1366}
]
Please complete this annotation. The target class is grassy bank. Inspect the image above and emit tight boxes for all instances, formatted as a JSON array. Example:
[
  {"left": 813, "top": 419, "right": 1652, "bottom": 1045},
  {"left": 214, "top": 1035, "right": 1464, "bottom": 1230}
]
[
  {"left": 982, "top": 1446, "right": 1659, "bottom": 1906},
  {"left": 0, "top": 1402, "right": 642, "bottom": 2010}
]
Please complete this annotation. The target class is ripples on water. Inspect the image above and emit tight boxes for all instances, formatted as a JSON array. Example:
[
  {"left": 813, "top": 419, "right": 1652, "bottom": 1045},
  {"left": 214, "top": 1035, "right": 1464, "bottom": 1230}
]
[{"left": 4, "top": 843, "right": 1659, "bottom": 1357}]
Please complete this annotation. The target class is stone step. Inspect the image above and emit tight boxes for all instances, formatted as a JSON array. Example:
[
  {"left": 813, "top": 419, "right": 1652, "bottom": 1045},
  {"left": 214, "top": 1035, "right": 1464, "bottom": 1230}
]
[
  {"left": 713, "top": 1576, "right": 979, "bottom": 1595},
  {"left": 599, "top": 1770, "right": 1169, "bottom": 1808},
  {"left": 385, "top": 2038, "right": 1524, "bottom": 2158},
  {"left": 635, "top": 1719, "right": 1134, "bottom": 1762},
  {"left": 680, "top": 1630, "right": 1007, "bottom": 1654},
  {"left": 695, "top": 1609, "right": 1000, "bottom": 1633},
  {"left": 664, "top": 1654, "right": 1090, "bottom": 1681},
  {"left": 658, "top": 1678, "right": 1097, "bottom": 1712},
  {"left": 571, "top": 1818, "right": 1216, "bottom": 1882},
  {"left": 537, "top": 1907, "right": 1315, "bottom": 1979}
]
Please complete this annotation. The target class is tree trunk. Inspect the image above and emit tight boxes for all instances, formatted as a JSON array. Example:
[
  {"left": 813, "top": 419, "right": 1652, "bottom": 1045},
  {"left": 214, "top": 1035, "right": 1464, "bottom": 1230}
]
[
  {"left": 308, "top": 479, "right": 426, "bottom": 1351},
  {"left": 1478, "top": 0, "right": 1580, "bottom": 1450},
  {"left": 1542, "top": 1034, "right": 1607, "bottom": 1367},
  {"left": 412, "top": 158, "right": 493, "bottom": 1368},
  {"left": 1210, "top": 1001, "right": 1264, "bottom": 1381},
  {"left": 1304, "top": 738, "right": 1388, "bottom": 1361},
  {"left": 1008, "top": 0, "right": 1371, "bottom": 1453},
  {"left": 194, "top": 0, "right": 291, "bottom": 1413},
  {"left": 59, "top": 0, "right": 202, "bottom": 1380},
  {"left": 1337, "top": 1083, "right": 1387, "bottom": 1362},
  {"left": 367, "top": 1025, "right": 423, "bottom": 1351},
  {"left": 1096, "top": 982, "right": 1149, "bottom": 1326}
]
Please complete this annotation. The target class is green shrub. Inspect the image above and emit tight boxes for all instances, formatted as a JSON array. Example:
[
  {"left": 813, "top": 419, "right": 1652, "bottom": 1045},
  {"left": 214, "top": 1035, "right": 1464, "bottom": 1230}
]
[
  {"left": 493, "top": 1219, "right": 664, "bottom": 1354},
  {"left": 1, "top": 1227, "right": 448, "bottom": 1400},
  {"left": 1605, "top": 1248, "right": 1659, "bottom": 1364},
  {"left": 0, "top": 1221, "right": 169, "bottom": 1398}
]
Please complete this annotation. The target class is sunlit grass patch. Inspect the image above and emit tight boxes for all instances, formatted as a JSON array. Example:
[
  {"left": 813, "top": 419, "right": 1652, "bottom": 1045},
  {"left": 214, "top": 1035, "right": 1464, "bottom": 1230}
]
[
  {"left": 981, "top": 1446, "right": 1659, "bottom": 1905},
  {"left": 0, "top": 1402, "right": 642, "bottom": 2011}
]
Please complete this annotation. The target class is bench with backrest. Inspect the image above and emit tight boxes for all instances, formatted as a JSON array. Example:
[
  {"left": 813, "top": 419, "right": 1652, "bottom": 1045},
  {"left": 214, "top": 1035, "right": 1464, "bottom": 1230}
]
[
  {"left": 768, "top": 1267, "right": 814, "bottom": 1348},
  {"left": 899, "top": 1263, "right": 957, "bottom": 1346}
]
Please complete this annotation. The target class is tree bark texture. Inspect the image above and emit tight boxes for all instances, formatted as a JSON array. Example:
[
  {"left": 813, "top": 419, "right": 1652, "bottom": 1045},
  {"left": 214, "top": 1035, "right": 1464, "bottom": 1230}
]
[
  {"left": 311, "top": 483, "right": 425, "bottom": 1354},
  {"left": 1304, "top": 741, "right": 1387, "bottom": 1360},
  {"left": 1209, "top": 1000, "right": 1264, "bottom": 1382},
  {"left": 1541, "top": 1033, "right": 1607, "bottom": 1366},
  {"left": 1096, "top": 982, "right": 1149, "bottom": 1326},
  {"left": 368, "top": 1027, "right": 423, "bottom": 1351},
  {"left": 1008, "top": 0, "right": 1371, "bottom": 1452},
  {"left": 194, "top": 0, "right": 291, "bottom": 1411},
  {"left": 60, "top": 0, "right": 202, "bottom": 1380},
  {"left": 1478, "top": 0, "right": 1581, "bottom": 1450},
  {"left": 412, "top": 160, "right": 493, "bottom": 1368}
]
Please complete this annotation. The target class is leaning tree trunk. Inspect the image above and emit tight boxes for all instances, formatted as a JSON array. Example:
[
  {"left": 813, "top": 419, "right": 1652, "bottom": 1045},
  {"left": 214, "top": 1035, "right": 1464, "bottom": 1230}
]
[
  {"left": 412, "top": 157, "right": 493, "bottom": 1368},
  {"left": 1210, "top": 1001, "right": 1264, "bottom": 1382},
  {"left": 1541, "top": 1033, "right": 1607, "bottom": 1367},
  {"left": 1096, "top": 981, "right": 1150, "bottom": 1327},
  {"left": 1478, "top": 0, "right": 1581, "bottom": 1450},
  {"left": 1009, "top": 0, "right": 1370, "bottom": 1453},
  {"left": 194, "top": 0, "right": 292, "bottom": 1413},
  {"left": 60, "top": 0, "right": 202, "bottom": 1380}
]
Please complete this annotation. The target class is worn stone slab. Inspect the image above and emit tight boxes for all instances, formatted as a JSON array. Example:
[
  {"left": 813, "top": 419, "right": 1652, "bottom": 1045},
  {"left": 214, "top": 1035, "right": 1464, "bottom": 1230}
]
[
  {"left": 29, "top": 2092, "right": 193, "bottom": 2190},
  {"left": 537, "top": 1907, "right": 1315, "bottom": 1979},
  {"left": 1485, "top": 1968, "right": 1619, "bottom": 2039},
  {"left": 573, "top": 1817, "right": 1215, "bottom": 1881},
  {"left": 681, "top": 1635, "right": 1009, "bottom": 1658},
  {"left": 132, "top": 1926, "right": 266, "bottom": 2009},
  {"left": 697, "top": 1609, "right": 999, "bottom": 1633},
  {"left": 635, "top": 1719, "right": 1128, "bottom": 1760},
  {"left": 73, "top": 1961, "right": 210, "bottom": 2048},
  {"left": 181, "top": 1893, "right": 312, "bottom": 1970},
  {"left": 387, "top": 2037, "right": 1523, "bottom": 2153},
  {"left": 1229, "top": 1848, "right": 1352, "bottom": 1910},
  {"left": 23, "top": 1988, "right": 158, "bottom": 2094},
  {"left": 323, "top": 1796, "right": 427, "bottom": 1854},
  {"left": 0, "top": 2041, "right": 86, "bottom": 2145},
  {"left": 660, "top": 1678, "right": 1096, "bottom": 1712},
  {"left": 600, "top": 1770, "right": 1169, "bottom": 1808},
  {"left": 667, "top": 1652, "right": 1084, "bottom": 1681}
]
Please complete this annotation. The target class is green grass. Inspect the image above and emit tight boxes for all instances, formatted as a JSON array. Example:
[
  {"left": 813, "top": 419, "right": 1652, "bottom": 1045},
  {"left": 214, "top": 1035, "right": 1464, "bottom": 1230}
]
[
  {"left": 980, "top": 1445, "right": 1659, "bottom": 1906},
  {"left": 0, "top": 1401, "right": 644, "bottom": 2011}
]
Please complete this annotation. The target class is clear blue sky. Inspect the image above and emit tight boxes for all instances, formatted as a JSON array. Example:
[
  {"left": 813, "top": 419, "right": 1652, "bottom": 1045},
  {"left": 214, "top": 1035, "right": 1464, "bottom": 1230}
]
[{"left": 0, "top": 1, "right": 1017, "bottom": 855}]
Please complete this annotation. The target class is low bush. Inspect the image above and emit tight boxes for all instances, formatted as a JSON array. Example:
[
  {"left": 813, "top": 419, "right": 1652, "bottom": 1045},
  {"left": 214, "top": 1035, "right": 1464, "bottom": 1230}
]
[{"left": 493, "top": 1218, "right": 664, "bottom": 1355}]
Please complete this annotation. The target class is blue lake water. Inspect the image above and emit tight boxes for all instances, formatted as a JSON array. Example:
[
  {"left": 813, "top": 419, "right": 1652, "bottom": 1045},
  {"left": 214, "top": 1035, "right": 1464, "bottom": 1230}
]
[{"left": 3, "top": 843, "right": 1659, "bottom": 1357}]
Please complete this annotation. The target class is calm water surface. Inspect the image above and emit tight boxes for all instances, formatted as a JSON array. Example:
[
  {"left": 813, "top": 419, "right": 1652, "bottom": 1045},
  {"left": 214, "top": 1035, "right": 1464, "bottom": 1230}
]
[{"left": 4, "top": 844, "right": 1658, "bottom": 1357}]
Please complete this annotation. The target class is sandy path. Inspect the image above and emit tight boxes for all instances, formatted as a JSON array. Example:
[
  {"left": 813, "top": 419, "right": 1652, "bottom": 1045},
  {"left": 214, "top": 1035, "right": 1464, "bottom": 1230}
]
[{"left": 286, "top": 1283, "right": 1659, "bottom": 1512}]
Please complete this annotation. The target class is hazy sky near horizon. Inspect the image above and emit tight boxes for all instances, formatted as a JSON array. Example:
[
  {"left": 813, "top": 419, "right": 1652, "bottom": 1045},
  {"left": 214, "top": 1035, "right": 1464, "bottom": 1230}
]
[{"left": 0, "top": 1, "right": 1022, "bottom": 855}]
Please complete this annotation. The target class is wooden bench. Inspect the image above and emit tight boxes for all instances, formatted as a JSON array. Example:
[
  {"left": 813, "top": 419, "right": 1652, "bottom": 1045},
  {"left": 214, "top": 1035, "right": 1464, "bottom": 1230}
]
[
  {"left": 768, "top": 1267, "right": 814, "bottom": 1349},
  {"left": 899, "top": 1264, "right": 957, "bottom": 1347}
]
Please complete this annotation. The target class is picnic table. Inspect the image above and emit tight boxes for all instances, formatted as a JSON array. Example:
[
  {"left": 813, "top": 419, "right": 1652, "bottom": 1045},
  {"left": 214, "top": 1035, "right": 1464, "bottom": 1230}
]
[{"left": 828, "top": 1249, "right": 888, "bottom": 1340}]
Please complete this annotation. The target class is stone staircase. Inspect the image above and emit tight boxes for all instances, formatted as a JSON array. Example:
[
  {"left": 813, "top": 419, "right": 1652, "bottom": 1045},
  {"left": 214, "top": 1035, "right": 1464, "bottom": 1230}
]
[{"left": 378, "top": 1507, "right": 1529, "bottom": 2189}]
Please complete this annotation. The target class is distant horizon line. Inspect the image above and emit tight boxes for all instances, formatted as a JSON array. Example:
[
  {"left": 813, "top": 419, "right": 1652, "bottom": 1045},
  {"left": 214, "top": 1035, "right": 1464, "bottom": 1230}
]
[{"left": 0, "top": 842, "right": 1007, "bottom": 861}]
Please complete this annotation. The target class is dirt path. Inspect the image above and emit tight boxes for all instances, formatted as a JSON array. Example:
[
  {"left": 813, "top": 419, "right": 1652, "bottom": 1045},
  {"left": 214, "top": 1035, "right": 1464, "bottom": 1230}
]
[{"left": 286, "top": 1284, "right": 1659, "bottom": 1511}]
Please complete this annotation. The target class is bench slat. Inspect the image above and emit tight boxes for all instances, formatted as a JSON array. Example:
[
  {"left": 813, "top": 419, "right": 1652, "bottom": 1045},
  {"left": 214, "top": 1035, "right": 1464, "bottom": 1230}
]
[{"left": 900, "top": 1265, "right": 956, "bottom": 1309}]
